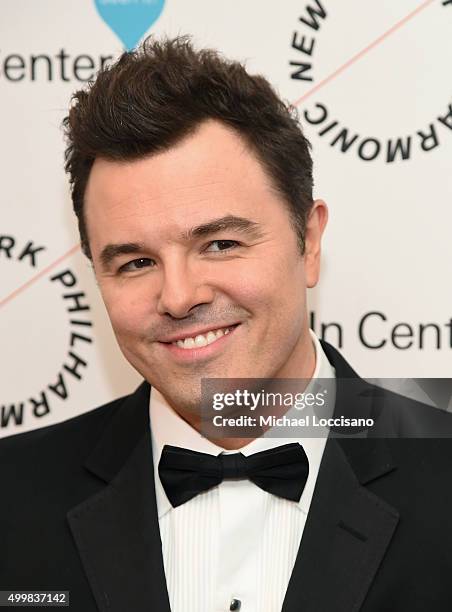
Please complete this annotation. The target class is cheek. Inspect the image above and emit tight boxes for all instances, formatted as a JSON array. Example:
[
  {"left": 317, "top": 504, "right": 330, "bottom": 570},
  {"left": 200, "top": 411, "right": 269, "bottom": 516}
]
[
  {"left": 219, "top": 253, "right": 305, "bottom": 319},
  {"left": 224, "top": 275, "right": 273, "bottom": 313},
  {"left": 100, "top": 283, "right": 148, "bottom": 337}
]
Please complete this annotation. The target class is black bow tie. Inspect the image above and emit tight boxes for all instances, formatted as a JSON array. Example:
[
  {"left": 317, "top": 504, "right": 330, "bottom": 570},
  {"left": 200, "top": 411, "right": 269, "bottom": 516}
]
[{"left": 158, "top": 442, "right": 309, "bottom": 508}]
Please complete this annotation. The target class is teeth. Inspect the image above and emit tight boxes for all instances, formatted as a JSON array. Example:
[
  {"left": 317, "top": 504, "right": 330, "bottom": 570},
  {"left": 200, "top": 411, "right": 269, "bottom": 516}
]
[
  {"left": 174, "top": 326, "right": 233, "bottom": 349},
  {"left": 195, "top": 334, "right": 206, "bottom": 347},
  {"left": 206, "top": 331, "right": 218, "bottom": 343}
]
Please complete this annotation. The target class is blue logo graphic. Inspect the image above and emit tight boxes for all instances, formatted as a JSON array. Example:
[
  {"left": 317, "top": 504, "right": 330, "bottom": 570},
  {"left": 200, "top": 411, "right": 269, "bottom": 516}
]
[{"left": 94, "top": 0, "right": 165, "bottom": 50}]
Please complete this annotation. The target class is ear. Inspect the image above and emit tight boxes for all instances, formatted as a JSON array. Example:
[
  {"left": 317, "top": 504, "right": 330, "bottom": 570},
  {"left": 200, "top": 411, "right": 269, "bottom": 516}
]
[{"left": 304, "top": 199, "right": 328, "bottom": 288}]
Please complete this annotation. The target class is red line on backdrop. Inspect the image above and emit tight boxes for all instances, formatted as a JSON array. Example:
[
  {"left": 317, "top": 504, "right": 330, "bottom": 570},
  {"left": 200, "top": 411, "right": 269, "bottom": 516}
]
[
  {"left": 0, "top": 0, "right": 436, "bottom": 311},
  {"left": 292, "top": 0, "right": 436, "bottom": 106},
  {"left": 0, "top": 244, "right": 80, "bottom": 309}
]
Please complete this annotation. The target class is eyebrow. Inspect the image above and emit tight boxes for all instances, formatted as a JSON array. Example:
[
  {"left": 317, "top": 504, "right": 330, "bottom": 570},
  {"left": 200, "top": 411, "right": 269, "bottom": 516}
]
[
  {"left": 99, "top": 242, "right": 145, "bottom": 269},
  {"left": 180, "top": 215, "right": 264, "bottom": 241},
  {"left": 99, "top": 215, "right": 264, "bottom": 269}
]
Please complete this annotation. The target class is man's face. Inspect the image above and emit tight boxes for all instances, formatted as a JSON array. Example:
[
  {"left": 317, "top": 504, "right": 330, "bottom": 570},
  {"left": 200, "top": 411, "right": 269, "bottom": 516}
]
[{"left": 85, "top": 120, "right": 327, "bottom": 417}]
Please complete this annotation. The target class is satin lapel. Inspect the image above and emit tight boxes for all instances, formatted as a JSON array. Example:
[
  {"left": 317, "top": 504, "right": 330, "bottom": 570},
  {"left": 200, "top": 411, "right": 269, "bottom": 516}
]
[
  {"left": 67, "top": 383, "right": 171, "bottom": 612},
  {"left": 282, "top": 438, "right": 399, "bottom": 612}
]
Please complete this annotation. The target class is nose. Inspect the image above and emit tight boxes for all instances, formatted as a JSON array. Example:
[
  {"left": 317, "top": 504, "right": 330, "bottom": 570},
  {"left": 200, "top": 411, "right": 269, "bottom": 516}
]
[{"left": 156, "top": 256, "right": 214, "bottom": 318}]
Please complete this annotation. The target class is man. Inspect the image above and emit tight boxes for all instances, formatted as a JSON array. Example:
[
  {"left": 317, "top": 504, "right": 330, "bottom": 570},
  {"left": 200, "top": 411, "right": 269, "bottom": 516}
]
[{"left": 1, "top": 35, "right": 452, "bottom": 612}]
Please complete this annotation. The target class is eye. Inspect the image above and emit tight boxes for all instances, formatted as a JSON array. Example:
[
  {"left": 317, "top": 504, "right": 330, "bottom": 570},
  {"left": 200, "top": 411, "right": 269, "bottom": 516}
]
[
  {"left": 205, "top": 240, "right": 239, "bottom": 253},
  {"left": 118, "top": 258, "right": 154, "bottom": 272}
]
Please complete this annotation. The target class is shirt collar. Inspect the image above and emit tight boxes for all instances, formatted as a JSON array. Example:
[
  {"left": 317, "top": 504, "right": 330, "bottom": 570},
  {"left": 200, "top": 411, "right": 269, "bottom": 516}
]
[{"left": 150, "top": 329, "right": 336, "bottom": 518}]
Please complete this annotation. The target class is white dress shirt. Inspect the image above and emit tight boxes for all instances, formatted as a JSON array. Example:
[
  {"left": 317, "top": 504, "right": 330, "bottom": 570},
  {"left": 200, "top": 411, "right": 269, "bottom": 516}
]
[{"left": 149, "top": 330, "right": 336, "bottom": 612}]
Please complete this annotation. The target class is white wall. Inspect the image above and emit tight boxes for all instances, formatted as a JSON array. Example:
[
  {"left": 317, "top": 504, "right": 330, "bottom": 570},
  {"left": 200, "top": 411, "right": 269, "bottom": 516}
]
[{"left": 1, "top": 0, "right": 451, "bottom": 436}]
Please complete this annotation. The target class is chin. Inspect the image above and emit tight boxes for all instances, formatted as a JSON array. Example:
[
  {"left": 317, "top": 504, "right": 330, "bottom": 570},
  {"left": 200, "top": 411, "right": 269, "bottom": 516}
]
[{"left": 160, "top": 384, "right": 202, "bottom": 408}]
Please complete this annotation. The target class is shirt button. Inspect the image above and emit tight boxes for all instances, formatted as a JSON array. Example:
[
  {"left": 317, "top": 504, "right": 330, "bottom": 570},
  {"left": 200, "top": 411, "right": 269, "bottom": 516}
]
[{"left": 230, "top": 599, "right": 241, "bottom": 611}]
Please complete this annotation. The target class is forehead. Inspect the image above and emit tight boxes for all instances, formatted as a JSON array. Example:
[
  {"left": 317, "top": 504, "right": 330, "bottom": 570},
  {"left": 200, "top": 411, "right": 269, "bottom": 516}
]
[{"left": 84, "top": 120, "right": 281, "bottom": 241}]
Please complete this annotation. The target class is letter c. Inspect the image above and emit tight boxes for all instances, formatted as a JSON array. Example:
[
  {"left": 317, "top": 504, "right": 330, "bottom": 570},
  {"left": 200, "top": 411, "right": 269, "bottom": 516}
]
[{"left": 359, "top": 311, "right": 387, "bottom": 349}]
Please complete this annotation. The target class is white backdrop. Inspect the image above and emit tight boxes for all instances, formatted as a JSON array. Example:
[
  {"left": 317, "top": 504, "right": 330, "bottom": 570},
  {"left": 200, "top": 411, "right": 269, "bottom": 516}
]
[{"left": 1, "top": 0, "right": 451, "bottom": 437}]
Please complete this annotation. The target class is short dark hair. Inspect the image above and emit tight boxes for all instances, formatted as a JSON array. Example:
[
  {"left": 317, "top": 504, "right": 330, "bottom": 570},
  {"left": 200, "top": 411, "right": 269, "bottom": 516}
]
[{"left": 63, "top": 35, "right": 314, "bottom": 260}]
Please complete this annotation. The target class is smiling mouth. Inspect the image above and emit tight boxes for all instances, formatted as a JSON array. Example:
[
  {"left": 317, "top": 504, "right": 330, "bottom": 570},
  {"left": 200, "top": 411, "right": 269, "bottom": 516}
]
[{"left": 164, "top": 324, "right": 239, "bottom": 349}]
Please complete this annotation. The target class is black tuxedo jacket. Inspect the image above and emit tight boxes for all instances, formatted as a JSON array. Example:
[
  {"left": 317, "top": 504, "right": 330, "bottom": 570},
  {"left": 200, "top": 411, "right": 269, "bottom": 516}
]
[{"left": 2, "top": 341, "right": 452, "bottom": 611}]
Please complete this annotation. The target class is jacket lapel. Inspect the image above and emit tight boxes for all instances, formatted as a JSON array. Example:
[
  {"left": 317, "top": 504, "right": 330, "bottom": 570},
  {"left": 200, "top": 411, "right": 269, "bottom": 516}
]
[
  {"left": 282, "top": 341, "right": 400, "bottom": 612},
  {"left": 67, "top": 383, "right": 171, "bottom": 612},
  {"left": 282, "top": 437, "right": 399, "bottom": 612}
]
